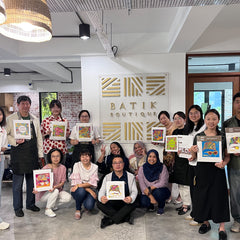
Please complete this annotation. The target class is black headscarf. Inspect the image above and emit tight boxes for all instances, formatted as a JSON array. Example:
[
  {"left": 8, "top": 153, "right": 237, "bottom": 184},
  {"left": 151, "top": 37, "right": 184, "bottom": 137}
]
[{"left": 143, "top": 149, "right": 163, "bottom": 182}]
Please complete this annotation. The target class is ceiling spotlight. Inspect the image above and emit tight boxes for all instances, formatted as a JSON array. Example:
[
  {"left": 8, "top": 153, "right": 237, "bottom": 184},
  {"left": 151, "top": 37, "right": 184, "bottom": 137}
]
[
  {"left": 79, "top": 23, "right": 90, "bottom": 40},
  {"left": 0, "top": 0, "right": 6, "bottom": 24},
  {"left": 4, "top": 68, "right": 11, "bottom": 76},
  {"left": 0, "top": 0, "right": 52, "bottom": 42}
]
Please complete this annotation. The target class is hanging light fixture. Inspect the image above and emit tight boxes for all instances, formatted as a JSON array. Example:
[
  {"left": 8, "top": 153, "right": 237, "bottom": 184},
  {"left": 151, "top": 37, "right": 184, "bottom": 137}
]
[
  {"left": 79, "top": 23, "right": 90, "bottom": 40},
  {"left": 0, "top": 0, "right": 52, "bottom": 42},
  {"left": 0, "top": 0, "right": 6, "bottom": 24}
]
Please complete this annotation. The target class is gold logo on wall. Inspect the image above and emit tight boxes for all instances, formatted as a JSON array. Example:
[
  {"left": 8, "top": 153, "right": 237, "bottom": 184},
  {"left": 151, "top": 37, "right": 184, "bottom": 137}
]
[
  {"left": 146, "top": 75, "right": 166, "bottom": 96},
  {"left": 124, "top": 122, "right": 144, "bottom": 141},
  {"left": 102, "top": 122, "right": 121, "bottom": 141},
  {"left": 146, "top": 122, "right": 162, "bottom": 140},
  {"left": 101, "top": 77, "right": 120, "bottom": 97},
  {"left": 124, "top": 77, "right": 143, "bottom": 97}
]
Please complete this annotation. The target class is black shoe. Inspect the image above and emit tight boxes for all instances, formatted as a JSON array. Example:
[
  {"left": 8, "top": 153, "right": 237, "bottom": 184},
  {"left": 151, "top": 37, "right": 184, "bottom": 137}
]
[
  {"left": 147, "top": 204, "right": 155, "bottom": 212},
  {"left": 199, "top": 223, "right": 211, "bottom": 234},
  {"left": 178, "top": 206, "right": 190, "bottom": 215},
  {"left": 176, "top": 206, "right": 183, "bottom": 211},
  {"left": 219, "top": 231, "right": 227, "bottom": 240},
  {"left": 128, "top": 215, "right": 134, "bottom": 225},
  {"left": 15, "top": 209, "right": 24, "bottom": 217},
  {"left": 26, "top": 205, "right": 40, "bottom": 212},
  {"left": 100, "top": 216, "right": 114, "bottom": 229}
]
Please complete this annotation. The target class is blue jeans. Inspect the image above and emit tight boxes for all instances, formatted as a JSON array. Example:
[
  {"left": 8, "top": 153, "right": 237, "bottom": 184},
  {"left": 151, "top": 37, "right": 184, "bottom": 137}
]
[
  {"left": 228, "top": 168, "right": 240, "bottom": 223},
  {"left": 71, "top": 187, "right": 95, "bottom": 211},
  {"left": 141, "top": 187, "right": 170, "bottom": 209},
  {"left": 12, "top": 173, "right": 35, "bottom": 211}
]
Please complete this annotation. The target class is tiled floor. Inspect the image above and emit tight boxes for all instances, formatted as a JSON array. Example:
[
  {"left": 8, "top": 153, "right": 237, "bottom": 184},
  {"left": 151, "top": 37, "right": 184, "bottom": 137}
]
[{"left": 0, "top": 182, "right": 239, "bottom": 240}]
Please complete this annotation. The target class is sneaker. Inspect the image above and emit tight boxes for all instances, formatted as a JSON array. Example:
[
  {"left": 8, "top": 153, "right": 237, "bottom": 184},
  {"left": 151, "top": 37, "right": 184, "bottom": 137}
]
[
  {"left": 147, "top": 204, "right": 155, "bottom": 212},
  {"left": 15, "top": 209, "right": 24, "bottom": 217},
  {"left": 0, "top": 222, "right": 10, "bottom": 230},
  {"left": 156, "top": 208, "right": 164, "bottom": 215},
  {"left": 165, "top": 198, "right": 172, "bottom": 204},
  {"left": 185, "top": 214, "right": 193, "bottom": 220},
  {"left": 189, "top": 220, "right": 201, "bottom": 226},
  {"left": 45, "top": 209, "right": 56, "bottom": 218},
  {"left": 26, "top": 205, "right": 40, "bottom": 212},
  {"left": 231, "top": 221, "right": 240, "bottom": 233}
]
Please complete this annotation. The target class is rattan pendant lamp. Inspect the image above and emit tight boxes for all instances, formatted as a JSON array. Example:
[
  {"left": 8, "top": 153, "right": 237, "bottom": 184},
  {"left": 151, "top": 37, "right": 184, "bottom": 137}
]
[
  {"left": 0, "top": 0, "right": 6, "bottom": 24},
  {"left": 0, "top": 0, "right": 52, "bottom": 42}
]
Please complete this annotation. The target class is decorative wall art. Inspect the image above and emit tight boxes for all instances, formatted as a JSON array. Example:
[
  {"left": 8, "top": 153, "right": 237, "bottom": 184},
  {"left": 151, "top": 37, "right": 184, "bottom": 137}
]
[
  {"left": 151, "top": 127, "right": 166, "bottom": 143},
  {"left": 225, "top": 127, "right": 240, "bottom": 154},
  {"left": 76, "top": 123, "right": 93, "bottom": 141},
  {"left": 50, "top": 121, "right": 67, "bottom": 140},
  {"left": 13, "top": 120, "right": 31, "bottom": 139},
  {"left": 197, "top": 135, "right": 222, "bottom": 162},
  {"left": 106, "top": 181, "right": 125, "bottom": 200},
  {"left": 33, "top": 169, "right": 53, "bottom": 192},
  {"left": 165, "top": 136, "right": 178, "bottom": 152},
  {"left": 100, "top": 73, "right": 169, "bottom": 143}
]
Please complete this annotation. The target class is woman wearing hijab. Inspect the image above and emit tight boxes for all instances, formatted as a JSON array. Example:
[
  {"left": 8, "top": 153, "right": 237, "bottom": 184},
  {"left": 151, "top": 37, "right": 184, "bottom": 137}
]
[
  {"left": 138, "top": 149, "right": 170, "bottom": 215},
  {"left": 129, "top": 141, "right": 147, "bottom": 175}
]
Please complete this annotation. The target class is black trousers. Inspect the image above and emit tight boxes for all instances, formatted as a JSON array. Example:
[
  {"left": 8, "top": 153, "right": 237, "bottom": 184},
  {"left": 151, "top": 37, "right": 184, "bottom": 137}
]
[{"left": 97, "top": 200, "right": 137, "bottom": 224}]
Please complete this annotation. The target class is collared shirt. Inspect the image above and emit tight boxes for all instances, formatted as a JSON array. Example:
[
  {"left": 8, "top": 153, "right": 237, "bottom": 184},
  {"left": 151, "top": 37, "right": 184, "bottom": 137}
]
[
  {"left": 111, "top": 170, "right": 129, "bottom": 197},
  {"left": 41, "top": 115, "right": 70, "bottom": 154}
]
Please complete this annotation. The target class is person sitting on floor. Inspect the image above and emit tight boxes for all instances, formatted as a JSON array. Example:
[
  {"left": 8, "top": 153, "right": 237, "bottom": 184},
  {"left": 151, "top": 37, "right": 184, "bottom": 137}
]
[
  {"left": 33, "top": 148, "right": 71, "bottom": 218},
  {"left": 70, "top": 149, "right": 98, "bottom": 220},
  {"left": 138, "top": 149, "right": 170, "bottom": 215},
  {"left": 97, "top": 155, "right": 138, "bottom": 228}
]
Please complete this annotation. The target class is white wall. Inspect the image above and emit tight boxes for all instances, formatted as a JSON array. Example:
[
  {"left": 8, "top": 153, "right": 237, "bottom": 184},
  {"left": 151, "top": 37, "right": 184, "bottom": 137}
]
[
  {"left": 81, "top": 53, "right": 185, "bottom": 156},
  {"left": 0, "top": 69, "right": 81, "bottom": 93}
]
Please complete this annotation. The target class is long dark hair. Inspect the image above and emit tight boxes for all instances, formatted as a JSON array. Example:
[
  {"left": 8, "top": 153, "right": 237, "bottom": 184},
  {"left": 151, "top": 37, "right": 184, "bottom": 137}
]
[
  {"left": 204, "top": 109, "right": 221, "bottom": 135},
  {"left": 185, "top": 105, "right": 204, "bottom": 134},
  {"left": 0, "top": 107, "right": 6, "bottom": 127},
  {"left": 158, "top": 110, "right": 170, "bottom": 120},
  {"left": 49, "top": 99, "right": 63, "bottom": 120},
  {"left": 110, "top": 142, "right": 127, "bottom": 159}
]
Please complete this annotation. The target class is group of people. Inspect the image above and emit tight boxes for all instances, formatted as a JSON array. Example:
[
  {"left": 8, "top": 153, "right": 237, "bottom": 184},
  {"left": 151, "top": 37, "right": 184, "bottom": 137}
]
[{"left": 0, "top": 93, "right": 239, "bottom": 240}]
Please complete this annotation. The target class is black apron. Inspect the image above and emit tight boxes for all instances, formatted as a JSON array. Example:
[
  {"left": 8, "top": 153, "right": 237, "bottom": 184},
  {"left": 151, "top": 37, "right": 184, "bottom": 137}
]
[{"left": 11, "top": 122, "right": 39, "bottom": 174}]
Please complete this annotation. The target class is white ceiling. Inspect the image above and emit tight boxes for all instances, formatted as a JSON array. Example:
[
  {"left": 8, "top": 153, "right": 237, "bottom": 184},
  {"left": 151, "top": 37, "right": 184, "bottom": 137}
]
[{"left": 1, "top": 1, "right": 240, "bottom": 83}]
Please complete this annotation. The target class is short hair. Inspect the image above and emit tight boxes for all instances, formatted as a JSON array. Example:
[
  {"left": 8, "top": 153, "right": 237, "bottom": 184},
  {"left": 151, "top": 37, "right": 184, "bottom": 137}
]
[
  {"left": 17, "top": 95, "right": 31, "bottom": 105},
  {"left": 49, "top": 100, "right": 62, "bottom": 110},
  {"left": 78, "top": 110, "right": 90, "bottom": 119},
  {"left": 233, "top": 92, "right": 240, "bottom": 102},
  {"left": 112, "top": 155, "right": 124, "bottom": 162},
  {"left": 79, "top": 148, "right": 92, "bottom": 158},
  {"left": 47, "top": 148, "right": 63, "bottom": 164},
  {"left": 173, "top": 111, "right": 186, "bottom": 120},
  {"left": 158, "top": 111, "right": 170, "bottom": 120}
]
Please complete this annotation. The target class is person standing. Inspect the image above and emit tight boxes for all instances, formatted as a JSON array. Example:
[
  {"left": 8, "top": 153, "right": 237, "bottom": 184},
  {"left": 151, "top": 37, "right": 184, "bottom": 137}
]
[
  {"left": 41, "top": 100, "right": 70, "bottom": 164},
  {"left": 0, "top": 107, "right": 9, "bottom": 229},
  {"left": 7, "top": 95, "right": 43, "bottom": 217},
  {"left": 222, "top": 92, "right": 240, "bottom": 233}
]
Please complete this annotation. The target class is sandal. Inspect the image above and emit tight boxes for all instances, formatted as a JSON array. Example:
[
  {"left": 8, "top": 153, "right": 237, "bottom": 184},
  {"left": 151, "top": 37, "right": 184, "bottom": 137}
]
[
  {"left": 178, "top": 206, "right": 190, "bottom": 215},
  {"left": 74, "top": 211, "right": 81, "bottom": 220}
]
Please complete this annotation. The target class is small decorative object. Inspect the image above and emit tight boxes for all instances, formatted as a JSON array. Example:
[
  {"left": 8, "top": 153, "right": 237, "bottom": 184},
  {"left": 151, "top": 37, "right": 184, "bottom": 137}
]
[
  {"left": 76, "top": 123, "right": 93, "bottom": 142},
  {"left": 106, "top": 181, "right": 125, "bottom": 200},
  {"left": 151, "top": 127, "right": 166, "bottom": 143},
  {"left": 225, "top": 127, "right": 240, "bottom": 154},
  {"left": 13, "top": 120, "right": 31, "bottom": 139},
  {"left": 33, "top": 169, "right": 53, "bottom": 192},
  {"left": 50, "top": 121, "right": 67, "bottom": 140},
  {"left": 165, "top": 135, "right": 178, "bottom": 152},
  {"left": 178, "top": 135, "right": 193, "bottom": 159},
  {"left": 197, "top": 135, "right": 222, "bottom": 162}
]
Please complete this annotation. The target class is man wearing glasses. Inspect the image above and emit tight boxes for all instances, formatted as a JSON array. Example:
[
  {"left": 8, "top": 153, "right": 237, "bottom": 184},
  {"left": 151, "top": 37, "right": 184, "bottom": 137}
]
[{"left": 97, "top": 155, "right": 137, "bottom": 228}]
